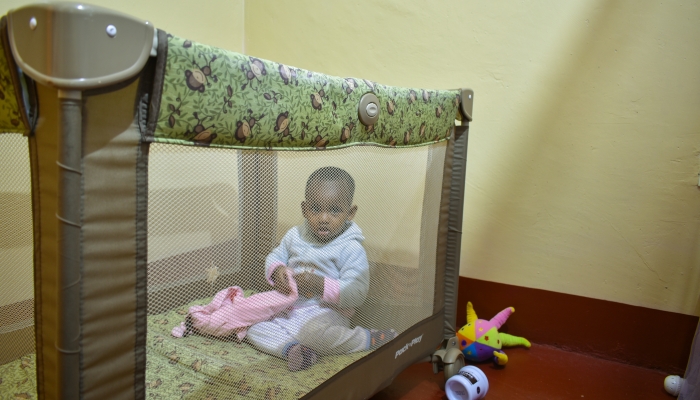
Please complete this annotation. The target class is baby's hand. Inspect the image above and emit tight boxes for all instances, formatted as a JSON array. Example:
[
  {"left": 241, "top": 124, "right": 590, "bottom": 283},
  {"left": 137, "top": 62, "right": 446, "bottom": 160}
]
[
  {"left": 271, "top": 266, "right": 293, "bottom": 296},
  {"left": 294, "top": 271, "right": 324, "bottom": 298}
]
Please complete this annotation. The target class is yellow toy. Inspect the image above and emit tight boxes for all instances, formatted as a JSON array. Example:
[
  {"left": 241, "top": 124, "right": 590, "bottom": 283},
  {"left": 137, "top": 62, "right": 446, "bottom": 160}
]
[{"left": 457, "top": 302, "right": 531, "bottom": 366}]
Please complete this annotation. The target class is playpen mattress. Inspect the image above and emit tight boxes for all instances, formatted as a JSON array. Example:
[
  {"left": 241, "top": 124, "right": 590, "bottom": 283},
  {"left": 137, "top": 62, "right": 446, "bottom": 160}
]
[
  {"left": 145, "top": 294, "right": 368, "bottom": 399},
  {"left": 1, "top": 293, "right": 370, "bottom": 400},
  {"left": 0, "top": 353, "right": 36, "bottom": 399}
]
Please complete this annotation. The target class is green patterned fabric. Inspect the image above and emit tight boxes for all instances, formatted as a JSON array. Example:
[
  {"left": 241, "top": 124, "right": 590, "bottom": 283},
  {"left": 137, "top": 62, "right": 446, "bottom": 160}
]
[
  {"left": 0, "top": 294, "right": 371, "bottom": 399},
  {"left": 145, "top": 294, "right": 366, "bottom": 399},
  {"left": 0, "top": 354, "right": 36, "bottom": 399},
  {"left": 0, "top": 33, "right": 26, "bottom": 135},
  {"left": 153, "top": 34, "right": 460, "bottom": 150}
]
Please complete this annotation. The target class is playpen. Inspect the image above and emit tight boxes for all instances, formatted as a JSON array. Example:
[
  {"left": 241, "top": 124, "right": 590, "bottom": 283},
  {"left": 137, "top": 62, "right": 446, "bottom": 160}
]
[{"left": 0, "top": 2, "right": 476, "bottom": 399}]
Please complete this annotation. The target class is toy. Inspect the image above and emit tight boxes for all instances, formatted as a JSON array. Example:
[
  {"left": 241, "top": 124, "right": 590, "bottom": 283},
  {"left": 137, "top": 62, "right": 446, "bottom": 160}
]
[
  {"left": 456, "top": 301, "right": 531, "bottom": 366},
  {"left": 445, "top": 365, "right": 489, "bottom": 400},
  {"left": 664, "top": 375, "right": 685, "bottom": 396}
]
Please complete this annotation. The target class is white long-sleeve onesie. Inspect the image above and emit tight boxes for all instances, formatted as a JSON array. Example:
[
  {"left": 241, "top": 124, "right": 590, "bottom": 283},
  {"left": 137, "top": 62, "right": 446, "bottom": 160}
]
[{"left": 246, "top": 221, "right": 372, "bottom": 357}]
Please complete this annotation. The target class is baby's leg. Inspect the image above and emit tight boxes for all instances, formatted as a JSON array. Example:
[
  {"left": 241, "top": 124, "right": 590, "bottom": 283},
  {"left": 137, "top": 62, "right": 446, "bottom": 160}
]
[
  {"left": 246, "top": 319, "right": 293, "bottom": 358},
  {"left": 295, "top": 306, "right": 371, "bottom": 356},
  {"left": 247, "top": 314, "right": 318, "bottom": 371}
]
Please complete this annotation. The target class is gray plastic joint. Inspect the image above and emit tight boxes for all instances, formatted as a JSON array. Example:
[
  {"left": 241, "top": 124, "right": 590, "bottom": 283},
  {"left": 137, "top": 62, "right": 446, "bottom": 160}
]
[
  {"left": 7, "top": 2, "right": 156, "bottom": 90},
  {"left": 358, "top": 92, "right": 380, "bottom": 126},
  {"left": 150, "top": 29, "right": 159, "bottom": 57},
  {"left": 57, "top": 90, "right": 82, "bottom": 100},
  {"left": 366, "top": 102, "right": 378, "bottom": 117},
  {"left": 459, "top": 89, "right": 474, "bottom": 121}
]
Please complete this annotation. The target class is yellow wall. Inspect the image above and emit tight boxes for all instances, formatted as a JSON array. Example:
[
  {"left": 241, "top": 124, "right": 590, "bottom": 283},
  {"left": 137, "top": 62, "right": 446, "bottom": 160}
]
[
  {"left": 245, "top": 0, "right": 700, "bottom": 316},
  {"left": 3, "top": 0, "right": 700, "bottom": 316}
]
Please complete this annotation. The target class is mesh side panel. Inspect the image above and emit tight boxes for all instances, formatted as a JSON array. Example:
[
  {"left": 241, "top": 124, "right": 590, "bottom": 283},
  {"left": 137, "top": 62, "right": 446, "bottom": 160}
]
[
  {"left": 146, "top": 142, "right": 446, "bottom": 399},
  {"left": 0, "top": 134, "right": 36, "bottom": 370},
  {"left": 147, "top": 144, "right": 241, "bottom": 299}
]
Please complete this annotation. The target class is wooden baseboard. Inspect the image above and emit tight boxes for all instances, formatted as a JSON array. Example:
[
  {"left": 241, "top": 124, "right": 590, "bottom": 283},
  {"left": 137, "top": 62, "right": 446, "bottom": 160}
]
[{"left": 457, "top": 276, "right": 698, "bottom": 375}]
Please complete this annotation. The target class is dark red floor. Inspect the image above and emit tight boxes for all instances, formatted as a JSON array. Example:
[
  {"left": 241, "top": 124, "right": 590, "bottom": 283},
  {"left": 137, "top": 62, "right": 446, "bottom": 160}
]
[{"left": 371, "top": 344, "right": 675, "bottom": 400}]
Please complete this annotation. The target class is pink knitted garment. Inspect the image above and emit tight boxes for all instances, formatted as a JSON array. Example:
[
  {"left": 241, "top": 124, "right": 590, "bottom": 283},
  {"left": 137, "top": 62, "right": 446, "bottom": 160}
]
[{"left": 172, "top": 269, "right": 298, "bottom": 340}]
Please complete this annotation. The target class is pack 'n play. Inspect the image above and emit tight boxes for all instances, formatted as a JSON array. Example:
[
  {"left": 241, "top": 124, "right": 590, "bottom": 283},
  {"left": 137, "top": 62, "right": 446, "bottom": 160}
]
[{"left": 0, "top": 3, "right": 474, "bottom": 399}]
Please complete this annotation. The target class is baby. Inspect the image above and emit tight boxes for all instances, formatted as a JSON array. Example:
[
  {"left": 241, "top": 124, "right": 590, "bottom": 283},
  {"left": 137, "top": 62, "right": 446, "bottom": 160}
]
[{"left": 246, "top": 166, "right": 396, "bottom": 371}]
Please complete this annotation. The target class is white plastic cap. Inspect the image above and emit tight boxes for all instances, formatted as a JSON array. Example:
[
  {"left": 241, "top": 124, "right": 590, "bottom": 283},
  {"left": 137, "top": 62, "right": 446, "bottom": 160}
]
[
  {"left": 366, "top": 103, "right": 378, "bottom": 117},
  {"left": 664, "top": 375, "right": 685, "bottom": 397},
  {"left": 445, "top": 366, "right": 489, "bottom": 400}
]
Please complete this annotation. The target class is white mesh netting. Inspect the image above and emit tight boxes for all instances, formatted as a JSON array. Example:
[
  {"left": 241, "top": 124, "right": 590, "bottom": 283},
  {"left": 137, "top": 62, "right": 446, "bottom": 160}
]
[
  {"left": 146, "top": 142, "right": 446, "bottom": 399},
  {"left": 0, "top": 134, "right": 36, "bottom": 394}
]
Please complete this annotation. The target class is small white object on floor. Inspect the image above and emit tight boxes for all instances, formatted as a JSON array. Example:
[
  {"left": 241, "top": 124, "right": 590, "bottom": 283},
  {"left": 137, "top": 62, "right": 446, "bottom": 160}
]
[
  {"left": 445, "top": 365, "right": 489, "bottom": 400},
  {"left": 206, "top": 264, "right": 220, "bottom": 284},
  {"left": 664, "top": 375, "right": 685, "bottom": 397}
]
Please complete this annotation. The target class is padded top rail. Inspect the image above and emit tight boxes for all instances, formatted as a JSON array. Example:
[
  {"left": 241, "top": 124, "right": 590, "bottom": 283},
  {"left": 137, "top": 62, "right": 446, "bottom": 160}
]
[
  {"left": 0, "top": 18, "right": 27, "bottom": 135},
  {"left": 150, "top": 34, "right": 460, "bottom": 150}
]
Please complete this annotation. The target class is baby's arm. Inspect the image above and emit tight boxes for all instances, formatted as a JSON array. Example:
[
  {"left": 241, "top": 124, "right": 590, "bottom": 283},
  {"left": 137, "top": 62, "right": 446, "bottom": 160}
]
[
  {"left": 295, "top": 271, "right": 324, "bottom": 298},
  {"left": 266, "top": 230, "right": 293, "bottom": 294},
  {"left": 323, "top": 242, "right": 370, "bottom": 309},
  {"left": 271, "top": 266, "right": 294, "bottom": 295}
]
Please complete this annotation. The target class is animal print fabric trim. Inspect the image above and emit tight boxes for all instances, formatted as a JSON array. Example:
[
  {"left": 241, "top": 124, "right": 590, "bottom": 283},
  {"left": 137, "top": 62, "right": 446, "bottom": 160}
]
[
  {"left": 0, "top": 18, "right": 27, "bottom": 135},
  {"left": 152, "top": 34, "right": 460, "bottom": 150}
]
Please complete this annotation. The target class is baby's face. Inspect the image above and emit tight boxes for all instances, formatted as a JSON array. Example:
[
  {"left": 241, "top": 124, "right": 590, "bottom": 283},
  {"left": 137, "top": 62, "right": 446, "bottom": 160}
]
[{"left": 302, "top": 180, "right": 357, "bottom": 243}]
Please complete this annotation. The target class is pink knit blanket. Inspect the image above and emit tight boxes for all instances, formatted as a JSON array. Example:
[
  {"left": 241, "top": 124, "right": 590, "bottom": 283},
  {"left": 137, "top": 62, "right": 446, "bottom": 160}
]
[{"left": 172, "top": 269, "right": 298, "bottom": 340}]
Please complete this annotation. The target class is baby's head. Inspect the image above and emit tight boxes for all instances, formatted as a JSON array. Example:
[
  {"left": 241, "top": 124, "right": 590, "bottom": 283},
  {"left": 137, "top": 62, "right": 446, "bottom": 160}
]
[{"left": 302, "top": 166, "right": 357, "bottom": 243}]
